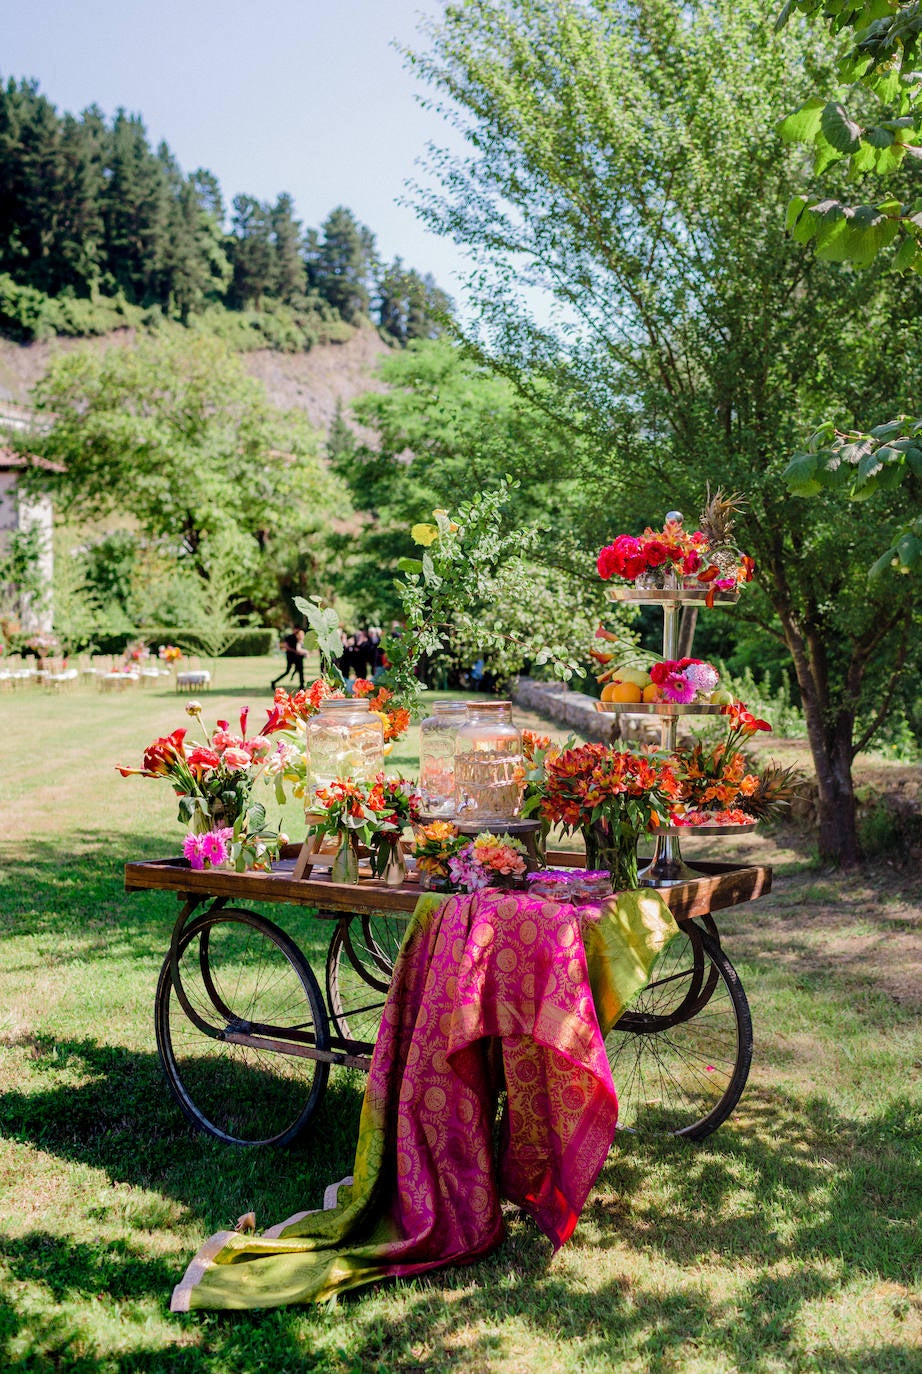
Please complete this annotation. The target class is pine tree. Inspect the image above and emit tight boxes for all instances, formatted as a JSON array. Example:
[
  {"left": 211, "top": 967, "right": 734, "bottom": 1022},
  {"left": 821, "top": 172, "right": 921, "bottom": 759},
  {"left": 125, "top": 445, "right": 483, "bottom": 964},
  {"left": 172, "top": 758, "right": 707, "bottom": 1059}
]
[
  {"left": 102, "top": 112, "right": 171, "bottom": 303},
  {"left": 313, "top": 206, "right": 376, "bottom": 322},
  {"left": 270, "top": 193, "right": 305, "bottom": 304},
  {"left": 228, "top": 194, "right": 275, "bottom": 309}
]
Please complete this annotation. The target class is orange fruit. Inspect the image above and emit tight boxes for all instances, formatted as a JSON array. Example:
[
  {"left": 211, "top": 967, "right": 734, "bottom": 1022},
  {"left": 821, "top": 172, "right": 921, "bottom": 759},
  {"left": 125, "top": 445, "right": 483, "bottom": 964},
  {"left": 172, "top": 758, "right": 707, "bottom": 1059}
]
[
  {"left": 642, "top": 683, "right": 663, "bottom": 703},
  {"left": 601, "top": 679, "right": 643, "bottom": 703}
]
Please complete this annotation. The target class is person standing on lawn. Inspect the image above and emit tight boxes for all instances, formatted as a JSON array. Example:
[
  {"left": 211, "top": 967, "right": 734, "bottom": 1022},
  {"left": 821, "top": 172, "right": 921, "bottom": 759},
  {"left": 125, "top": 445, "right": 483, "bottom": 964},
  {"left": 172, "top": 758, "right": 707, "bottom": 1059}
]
[{"left": 271, "top": 628, "right": 307, "bottom": 692}]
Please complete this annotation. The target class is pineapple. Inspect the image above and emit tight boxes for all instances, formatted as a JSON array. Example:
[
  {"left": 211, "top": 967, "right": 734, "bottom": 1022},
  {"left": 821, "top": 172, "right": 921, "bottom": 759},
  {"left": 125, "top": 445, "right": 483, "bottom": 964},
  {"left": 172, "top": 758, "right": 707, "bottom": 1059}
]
[
  {"left": 699, "top": 486, "right": 746, "bottom": 551},
  {"left": 742, "top": 760, "right": 803, "bottom": 822}
]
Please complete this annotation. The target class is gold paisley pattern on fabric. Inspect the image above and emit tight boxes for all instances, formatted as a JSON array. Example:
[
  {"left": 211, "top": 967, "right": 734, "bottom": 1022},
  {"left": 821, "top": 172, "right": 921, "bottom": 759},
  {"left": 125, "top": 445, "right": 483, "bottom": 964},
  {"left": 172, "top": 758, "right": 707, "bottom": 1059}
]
[{"left": 171, "top": 887, "right": 678, "bottom": 1312}]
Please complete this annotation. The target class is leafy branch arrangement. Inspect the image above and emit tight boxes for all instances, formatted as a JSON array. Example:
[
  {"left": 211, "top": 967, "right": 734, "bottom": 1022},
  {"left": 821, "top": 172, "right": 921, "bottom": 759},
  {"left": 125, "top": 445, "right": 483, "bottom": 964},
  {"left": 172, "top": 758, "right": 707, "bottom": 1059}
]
[
  {"left": 298, "top": 479, "right": 586, "bottom": 712},
  {"left": 380, "top": 480, "right": 585, "bottom": 709}
]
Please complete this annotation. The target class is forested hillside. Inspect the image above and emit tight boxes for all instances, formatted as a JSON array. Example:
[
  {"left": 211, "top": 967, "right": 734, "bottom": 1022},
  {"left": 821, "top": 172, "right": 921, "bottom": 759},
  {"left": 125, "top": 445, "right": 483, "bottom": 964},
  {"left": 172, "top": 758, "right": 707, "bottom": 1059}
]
[{"left": 0, "top": 76, "right": 450, "bottom": 348}]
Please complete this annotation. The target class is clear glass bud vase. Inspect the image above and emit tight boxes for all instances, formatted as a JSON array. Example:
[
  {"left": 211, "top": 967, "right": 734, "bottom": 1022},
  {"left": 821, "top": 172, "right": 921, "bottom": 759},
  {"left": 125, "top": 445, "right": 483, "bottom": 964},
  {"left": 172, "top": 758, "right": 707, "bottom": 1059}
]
[{"left": 581, "top": 816, "right": 639, "bottom": 891}]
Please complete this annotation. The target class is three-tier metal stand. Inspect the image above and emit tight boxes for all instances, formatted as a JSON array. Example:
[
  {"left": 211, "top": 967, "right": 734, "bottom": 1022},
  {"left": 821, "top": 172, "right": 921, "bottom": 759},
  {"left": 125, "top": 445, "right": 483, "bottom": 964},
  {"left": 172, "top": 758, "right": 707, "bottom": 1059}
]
[{"left": 596, "top": 584, "right": 746, "bottom": 886}]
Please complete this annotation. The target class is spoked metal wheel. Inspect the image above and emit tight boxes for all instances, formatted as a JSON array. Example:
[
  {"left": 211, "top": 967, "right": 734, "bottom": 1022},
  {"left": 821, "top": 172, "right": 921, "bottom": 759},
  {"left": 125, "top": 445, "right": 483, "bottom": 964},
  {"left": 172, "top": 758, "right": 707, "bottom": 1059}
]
[
  {"left": 155, "top": 906, "right": 330, "bottom": 1146},
  {"left": 326, "top": 912, "right": 409, "bottom": 1044},
  {"left": 605, "top": 922, "right": 752, "bottom": 1140}
]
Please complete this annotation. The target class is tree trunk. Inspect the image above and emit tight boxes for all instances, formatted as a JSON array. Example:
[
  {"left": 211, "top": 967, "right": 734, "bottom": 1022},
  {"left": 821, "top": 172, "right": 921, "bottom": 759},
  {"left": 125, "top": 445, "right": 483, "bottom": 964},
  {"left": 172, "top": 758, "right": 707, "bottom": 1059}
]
[
  {"left": 774, "top": 603, "right": 861, "bottom": 866},
  {"left": 813, "top": 717, "right": 861, "bottom": 867}
]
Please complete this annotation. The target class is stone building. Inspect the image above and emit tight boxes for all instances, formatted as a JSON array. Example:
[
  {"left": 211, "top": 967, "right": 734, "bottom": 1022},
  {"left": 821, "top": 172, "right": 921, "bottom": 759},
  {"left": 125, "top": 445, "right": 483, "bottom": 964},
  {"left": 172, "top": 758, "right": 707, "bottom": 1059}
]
[{"left": 0, "top": 403, "right": 55, "bottom": 634}]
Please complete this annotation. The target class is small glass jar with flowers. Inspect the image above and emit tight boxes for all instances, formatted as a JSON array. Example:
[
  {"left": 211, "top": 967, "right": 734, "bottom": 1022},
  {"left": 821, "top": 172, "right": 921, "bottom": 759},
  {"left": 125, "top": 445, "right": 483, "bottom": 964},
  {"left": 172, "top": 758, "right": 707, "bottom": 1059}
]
[
  {"left": 307, "top": 778, "right": 383, "bottom": 884},
  {"left": 367, "top": 774, "right": 422, "bottom": 887}
]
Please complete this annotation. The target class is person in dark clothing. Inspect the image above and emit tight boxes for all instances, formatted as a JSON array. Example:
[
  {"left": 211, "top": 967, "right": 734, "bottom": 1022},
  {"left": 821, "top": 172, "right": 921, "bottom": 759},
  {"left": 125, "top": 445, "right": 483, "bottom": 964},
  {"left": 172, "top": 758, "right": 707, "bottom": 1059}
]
[{"left": 271, "top": 629, "right": 307, "bottom": 691}]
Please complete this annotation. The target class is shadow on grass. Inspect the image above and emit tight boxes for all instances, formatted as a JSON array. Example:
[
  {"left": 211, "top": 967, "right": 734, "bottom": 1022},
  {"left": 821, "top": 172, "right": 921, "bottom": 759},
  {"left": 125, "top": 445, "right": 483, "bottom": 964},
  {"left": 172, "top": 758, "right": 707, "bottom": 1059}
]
[
  {"left": 0, "top": 1035, "right": 364, "bottom": 1225},
  {"left": 314, "top": 1087, "right": 921, "bottom": 1373},
  {"left": 4, "top": 1072, "right": 919, "bottom": 1372},
  {"left": 0, "top": 1247, "right": 318, "bottom": 1372},
  {"left": 0, "top": 834, "right": 331, "bottom": 969}
]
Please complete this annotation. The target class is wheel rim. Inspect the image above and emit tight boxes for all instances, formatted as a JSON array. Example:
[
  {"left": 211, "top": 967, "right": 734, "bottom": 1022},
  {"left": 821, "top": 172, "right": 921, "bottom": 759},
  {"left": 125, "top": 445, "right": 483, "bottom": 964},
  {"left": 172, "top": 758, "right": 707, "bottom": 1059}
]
[
  {"left": 328, "top": 912, "right": 408, "bottom": 1044},
  {"left": 605, "top": 926, "right": 752, "bottom": 1139},
  {"left": 157, "top": 910, "right": 329, "bottom": 1146}
]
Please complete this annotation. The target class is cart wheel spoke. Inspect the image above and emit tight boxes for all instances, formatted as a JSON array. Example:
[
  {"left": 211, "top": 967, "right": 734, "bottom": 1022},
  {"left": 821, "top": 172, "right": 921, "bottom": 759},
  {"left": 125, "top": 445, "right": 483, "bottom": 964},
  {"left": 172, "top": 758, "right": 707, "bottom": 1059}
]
[
  {"left": 156, "top": 906, "right": 330, "bottom": 1147},
  {"left": 607, "top": 925, "right": 752, "bottom": 1140}
]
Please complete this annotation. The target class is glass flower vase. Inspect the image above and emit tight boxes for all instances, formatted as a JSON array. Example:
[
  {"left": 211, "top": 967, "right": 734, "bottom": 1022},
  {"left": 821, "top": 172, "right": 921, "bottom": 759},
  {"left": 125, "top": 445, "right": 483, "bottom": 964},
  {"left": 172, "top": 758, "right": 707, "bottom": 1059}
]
[
  {"left": 189, "top": 794, "right": 236, "bottom": 835},
  {"left": 582, "top": 815, "right": 639, "bottom": 891},
  {"left": 331, "top": 834, "right": 360, "bottom": 885}
]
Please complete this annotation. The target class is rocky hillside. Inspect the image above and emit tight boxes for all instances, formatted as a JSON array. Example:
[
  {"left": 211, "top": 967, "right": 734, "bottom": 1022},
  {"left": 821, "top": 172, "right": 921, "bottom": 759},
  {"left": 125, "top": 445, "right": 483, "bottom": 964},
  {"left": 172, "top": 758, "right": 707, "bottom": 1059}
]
[{"left": 0, "top": 324, "right": 392, "bottom": 434}]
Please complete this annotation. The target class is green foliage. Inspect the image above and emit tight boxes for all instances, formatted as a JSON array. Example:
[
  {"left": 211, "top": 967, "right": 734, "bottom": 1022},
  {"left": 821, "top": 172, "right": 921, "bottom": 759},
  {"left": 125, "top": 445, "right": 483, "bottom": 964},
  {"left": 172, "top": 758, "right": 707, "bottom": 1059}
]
[
  {"left": 784, "top": 416, "right": 922, "bottom": 572},
  {"left": 408, "top": 0, "right": 922, "bottom": 861},
  {"left": 143, "top": 532, "right": 261, "bottom": 674},
  {"left": 51, "top": 533, "right": 133, "bottom": 655},
  {"left": 190, "top": 299, "right": 351, "bottom": 353},
  {"left": 27, "top": 331, "right": 338, "bottom": 563},
  {"left": 0, "top": 273, "right": 146, "bottom": 341},
  {"left": 717, "top": 666, "right": 806, "bottom": 738},
  {"left": 381, "top": 483, "right": 590, "bottom": 711},
  {"left": 778, "top": 2, "right": 922, "bottom": 266},
  {"left": 335, "top": 338, "right": 596, "bottom": 621},
  {"left": 0, "top": 75, "right": 451, "bottom": 346},
  {"left": 777, "top": 4, "right": 922, "bottom": 573},
  {"left": 0, "top": 521, "right": 46, "bottom": 624},
  {"left": 292, "top": 595, "right": 345, "bottom": 671},
  {"left": 223, "top": 626, "right": 277, "bottom": 656}
]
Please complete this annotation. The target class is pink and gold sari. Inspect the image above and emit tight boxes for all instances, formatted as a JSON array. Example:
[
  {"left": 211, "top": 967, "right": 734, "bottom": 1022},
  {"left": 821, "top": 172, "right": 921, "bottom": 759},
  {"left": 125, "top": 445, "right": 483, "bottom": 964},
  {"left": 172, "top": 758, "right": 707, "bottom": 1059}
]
[{"left": 171, "top": 886, "right": 678, "bottom": 1311}]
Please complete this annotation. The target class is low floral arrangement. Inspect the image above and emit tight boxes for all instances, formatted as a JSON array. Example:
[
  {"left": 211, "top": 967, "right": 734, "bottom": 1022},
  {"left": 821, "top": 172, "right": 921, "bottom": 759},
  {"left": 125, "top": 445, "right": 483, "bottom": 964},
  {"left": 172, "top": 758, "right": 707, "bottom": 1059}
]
[
  {"left": 158, "top": 644, "right": 182, "bottom": 664},
  {"left": 448, "top": 832, "right": 529, "bottom": 892},
  {"left": 592, "top": 630, "right": 728, "bottom": 707},
  {"left": 647, "top": 658, "right": 720, "bottom": 705},
  {"left": 669, "top": 701, "right": 798, "bottom": 824},
  {"left": 307, "top": 773, "right": 422, "bottom": 883},
  {"left": 117, "top": 700, "right": 292, "bottom": 870},
  {"left": 539, "top": 743, "right": 680, "bottom": 889},
  {"left": 671, "top": 808, "right": 754, "bottom": 827},
  {"left": 412, "top": 820, "right": 468, "bottom": 889},
  {"left": 125, "top": 639, "right": 150, "bottom": 663},
  {"left": 596, "top": 520, "right": 708, "bottom": 584},
  {"left": 24, "top": 632, "right": 59, "bottom": 658},
  {"left": 596, "top": 492, "right": 755, "bottom": 606}
]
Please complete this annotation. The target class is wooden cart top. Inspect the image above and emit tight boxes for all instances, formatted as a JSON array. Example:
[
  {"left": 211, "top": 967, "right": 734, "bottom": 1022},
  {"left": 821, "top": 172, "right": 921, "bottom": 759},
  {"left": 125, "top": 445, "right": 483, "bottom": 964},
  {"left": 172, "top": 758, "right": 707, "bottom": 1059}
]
[{"left": 125, "top": 848, "right": 772, "bottom": 925}]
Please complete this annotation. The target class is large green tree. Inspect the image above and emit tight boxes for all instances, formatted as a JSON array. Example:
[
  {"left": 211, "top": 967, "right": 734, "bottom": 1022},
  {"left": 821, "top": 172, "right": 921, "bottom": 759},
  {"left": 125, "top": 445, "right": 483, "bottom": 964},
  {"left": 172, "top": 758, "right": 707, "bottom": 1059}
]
[
  {"left": 333, "top": 338, "right": 594, "bottom": 621},
  {"left": 778, "top": 2, "right": 922, "bottom": 572},
  {"left": 409, "top": 0, "right": 922, "bottom": 863},
  {"left": 24, "top": 332, "right": 340, "bottom": 596}
]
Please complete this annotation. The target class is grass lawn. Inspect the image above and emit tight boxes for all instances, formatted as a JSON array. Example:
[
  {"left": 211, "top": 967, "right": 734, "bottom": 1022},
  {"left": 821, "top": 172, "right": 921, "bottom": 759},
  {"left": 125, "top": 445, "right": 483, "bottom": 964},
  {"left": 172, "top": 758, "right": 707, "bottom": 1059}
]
[{"left": 1, "top": 659, "right": 920, "bottom": 1373}]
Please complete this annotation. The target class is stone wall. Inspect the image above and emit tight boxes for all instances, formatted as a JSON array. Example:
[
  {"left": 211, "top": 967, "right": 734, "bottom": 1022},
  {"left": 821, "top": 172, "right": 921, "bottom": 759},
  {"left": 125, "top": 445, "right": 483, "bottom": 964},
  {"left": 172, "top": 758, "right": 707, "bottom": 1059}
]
[
  {"left": 512, "top": 676, "right": 673, "bottom": 747},
  {"left": 512, "top": 677, "right": 616, "bottom": 743}
]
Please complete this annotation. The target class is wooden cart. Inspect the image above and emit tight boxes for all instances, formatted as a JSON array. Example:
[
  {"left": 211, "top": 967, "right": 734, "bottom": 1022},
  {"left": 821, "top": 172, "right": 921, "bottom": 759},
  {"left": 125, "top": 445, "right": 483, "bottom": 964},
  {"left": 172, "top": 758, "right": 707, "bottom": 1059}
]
[{"left": 125, "top": 848, "right": 771, "bottom": 1148}]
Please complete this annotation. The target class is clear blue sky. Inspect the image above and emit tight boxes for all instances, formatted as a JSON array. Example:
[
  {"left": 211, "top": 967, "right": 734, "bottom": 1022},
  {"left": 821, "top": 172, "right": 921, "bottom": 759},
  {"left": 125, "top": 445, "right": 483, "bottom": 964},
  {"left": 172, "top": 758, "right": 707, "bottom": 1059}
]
[{"left": 3, "top": 0, "right": 473, "bottom": 299}]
